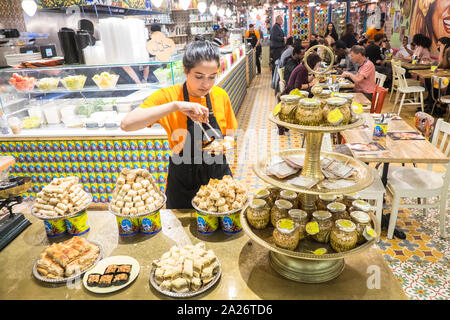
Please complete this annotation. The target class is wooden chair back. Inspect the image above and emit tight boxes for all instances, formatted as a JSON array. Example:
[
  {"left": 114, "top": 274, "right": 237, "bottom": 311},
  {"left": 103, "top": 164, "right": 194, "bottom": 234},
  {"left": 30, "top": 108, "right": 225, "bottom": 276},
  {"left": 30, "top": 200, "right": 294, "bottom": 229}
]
[{"left": 370, "top": 84, "right": 388, "bottom": 113}]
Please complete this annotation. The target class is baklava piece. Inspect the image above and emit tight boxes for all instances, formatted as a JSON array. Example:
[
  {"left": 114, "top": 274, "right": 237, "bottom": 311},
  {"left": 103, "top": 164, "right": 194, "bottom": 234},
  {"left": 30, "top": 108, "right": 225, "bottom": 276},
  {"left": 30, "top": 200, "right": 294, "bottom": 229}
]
[
  {"left": 104, "top": 264, "right": 118, "bottom": 275},
  {"left": 112, "top": 273, "right": 129, "bottom": 286},
  {"left": 87, "top": 273, "right": 101, "bottom": 287},
  {"left": 98, "top": 274, "right": 114, "bottom": 287},
  {"left": 116, "top": 264, "right": 132, "bottom": 275}
]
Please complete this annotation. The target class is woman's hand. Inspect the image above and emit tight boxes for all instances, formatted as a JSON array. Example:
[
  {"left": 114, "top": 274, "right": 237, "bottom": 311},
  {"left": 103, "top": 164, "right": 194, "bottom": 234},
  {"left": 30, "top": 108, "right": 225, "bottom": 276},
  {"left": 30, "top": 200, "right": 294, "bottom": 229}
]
[{"left": 176, "top": 101, "right": 209, "bottom": 123}]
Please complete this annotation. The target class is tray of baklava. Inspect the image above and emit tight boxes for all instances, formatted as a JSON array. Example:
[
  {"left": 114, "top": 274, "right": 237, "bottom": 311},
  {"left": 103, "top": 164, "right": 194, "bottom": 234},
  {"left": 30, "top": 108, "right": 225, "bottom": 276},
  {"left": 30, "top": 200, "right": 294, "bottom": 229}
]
[
  {"left": 82, "top": 256, "right": 140, "bottom": 294},
  {"left": 33, "top": 236, "right": 103, "bottom": 284},
  {"left": 149, "top": 242, "right": 221, "bottom": 298}
]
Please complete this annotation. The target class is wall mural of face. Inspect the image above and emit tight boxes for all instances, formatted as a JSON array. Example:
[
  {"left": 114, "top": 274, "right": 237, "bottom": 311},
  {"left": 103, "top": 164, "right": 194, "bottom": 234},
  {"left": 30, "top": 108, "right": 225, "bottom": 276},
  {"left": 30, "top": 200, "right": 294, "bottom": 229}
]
[{"left": 432, "top": 0, "right": 450, "bottom": 39}]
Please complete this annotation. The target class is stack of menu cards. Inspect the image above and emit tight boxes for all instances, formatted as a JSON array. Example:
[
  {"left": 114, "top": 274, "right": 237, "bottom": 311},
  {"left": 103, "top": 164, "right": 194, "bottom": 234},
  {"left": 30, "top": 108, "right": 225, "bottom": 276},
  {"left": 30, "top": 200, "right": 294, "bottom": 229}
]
[
  {"left": 282, "top": 155, "right": 305, "bottom": 169},
  {"left": 321, "top": 157, "right": 354, "bottom": 179},
  {"left": 265, "top": 156, "right": 300, "bottom": 179},
  {"left": 347, "top": 142, "right": 391, "bottom": 158},
  {"left": 287, "top": 176, "right": 320, "bottom": 188}
]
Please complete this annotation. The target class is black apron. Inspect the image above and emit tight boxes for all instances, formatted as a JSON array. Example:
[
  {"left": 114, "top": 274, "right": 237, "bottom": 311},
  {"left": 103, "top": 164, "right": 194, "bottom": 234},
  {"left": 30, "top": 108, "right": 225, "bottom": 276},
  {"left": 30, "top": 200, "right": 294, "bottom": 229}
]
[
  {"left": 248, "top": 31, "right": 258, "bottom": 48},
  {"left": 165, "top": 83, "right": 232, "bottom": 209}
]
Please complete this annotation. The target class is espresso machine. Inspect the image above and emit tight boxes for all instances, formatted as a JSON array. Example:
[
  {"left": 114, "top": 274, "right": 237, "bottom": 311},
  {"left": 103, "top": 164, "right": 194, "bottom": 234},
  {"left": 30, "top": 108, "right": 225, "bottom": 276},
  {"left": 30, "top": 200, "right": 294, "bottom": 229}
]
[{"left": 0, "top": 156, "right": 32, "bottom": 251}]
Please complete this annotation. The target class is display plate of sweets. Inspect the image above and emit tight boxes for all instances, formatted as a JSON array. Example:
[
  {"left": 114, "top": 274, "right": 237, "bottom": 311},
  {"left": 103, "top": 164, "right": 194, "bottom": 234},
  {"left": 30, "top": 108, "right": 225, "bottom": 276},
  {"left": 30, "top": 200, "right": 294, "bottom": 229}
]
[
  {"left": 83, "top": 256, "right": 140, "bottom": 294},
  {"left": 150, "top": 242, "right": 221, "bottom": 298},
  {"left": 33, "top": 237, "right": 103, "bottom": 284}
]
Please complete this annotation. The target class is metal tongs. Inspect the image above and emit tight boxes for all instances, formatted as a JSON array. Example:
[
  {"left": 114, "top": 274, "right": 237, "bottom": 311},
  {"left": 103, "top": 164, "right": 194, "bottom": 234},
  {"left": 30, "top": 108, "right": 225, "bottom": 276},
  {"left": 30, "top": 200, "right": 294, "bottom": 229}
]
[{"left": 195, "top": 121, "right": 222, "bottom": 148}]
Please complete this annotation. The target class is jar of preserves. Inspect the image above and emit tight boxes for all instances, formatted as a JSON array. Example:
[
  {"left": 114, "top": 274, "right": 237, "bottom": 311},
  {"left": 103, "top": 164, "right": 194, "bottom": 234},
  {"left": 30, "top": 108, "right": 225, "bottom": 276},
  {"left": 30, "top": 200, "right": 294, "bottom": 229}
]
[
  {"left": 280, "top": 190, "right": 299, "bottom": 209},
  {"left": 268, "top": 186, "right": 281, "bottom": 204},
  {"left": 316, "top": 194, "right": 337, "bottom": 210},
  {"left": 247, "top": 199, "right": 270, "bottom": 229},
  {"left": 333, "top": 93, "right": 354, "bottom": 111},
  {"left": 310, "top": 210, "right": 333, "bottom": 243},
  {"left": 288, "top": 209, "right": 308, "bottom": 240},
  {"left": 327, "top": 202, "right": 350, "bottom": 221},
  {"left": 254, "top": 188, "right": 273, "bottom": 208},
  {"left": 279, "top": 95, "right": 300, "bottom": 123},
  {"left": 323, "top": 97, "right": 351, "bottom": 125},
  {"left": 342, "top": 193, "right": 359, "bottom": 208},
  {"left": 350, "top": 210, "right": 371, "bottom": 244},
  {"left": 295, "top": 98, "right": 323, "bottom": 126},
  {"left": 270, "top": 199, "right": 293, "bottom": 227},
  {"left": 317, "top": 89, "right": 332, "bottom": 109},
  {"left": 350, "top": 199, "right": 371, "bottom": 213},
  {"left": 273, "top": 218, "right": 300, "bottom": 250},
  {"left": 330, "top": 219, "right": 358, "bottom": 252}
]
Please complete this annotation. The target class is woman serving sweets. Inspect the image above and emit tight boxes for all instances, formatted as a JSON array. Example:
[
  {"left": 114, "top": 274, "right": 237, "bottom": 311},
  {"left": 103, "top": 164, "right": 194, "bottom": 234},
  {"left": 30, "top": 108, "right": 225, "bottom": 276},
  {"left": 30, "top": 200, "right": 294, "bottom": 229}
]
[{"left": 121, "top": 40, "right": 238, "bottom": 209}]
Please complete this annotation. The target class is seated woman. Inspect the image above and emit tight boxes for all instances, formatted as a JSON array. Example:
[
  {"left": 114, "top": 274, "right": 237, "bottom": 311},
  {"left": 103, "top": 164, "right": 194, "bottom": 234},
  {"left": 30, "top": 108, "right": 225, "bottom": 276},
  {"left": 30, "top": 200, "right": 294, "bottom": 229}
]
[
  {"left": 409, "top": 34, "right": 432, "bottom": 63},
  {"left": 285, "top": 53, "right": 321, "bottom": 94},
  {"left": 437, "top": 37, "right": 450, "bottom": 69},
  {"left": 395, "top": 36, "right": 415, "bottom": 59}
]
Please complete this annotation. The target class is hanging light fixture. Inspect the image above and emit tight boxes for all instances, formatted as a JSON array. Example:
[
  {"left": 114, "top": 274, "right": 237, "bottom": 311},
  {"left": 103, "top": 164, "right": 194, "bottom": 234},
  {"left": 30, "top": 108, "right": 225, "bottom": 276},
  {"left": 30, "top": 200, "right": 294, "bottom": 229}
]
[
  {"left": 151, "top": 0, "right": 163, "bottom": 8},
  {"left": 180, "top": 0, "right": 191, "bottom": 10},
  {"left": 198, "top": 1, "right": 207, "bottom": 14},
  {"left": 218, "top": 7, "right": 225, "bottom": 17},
  {"left": 21, "top": 0, "right": 37, "bottom": 17},
  {"left": 210, "top": 3, "right": 217, "bottom": 15}
]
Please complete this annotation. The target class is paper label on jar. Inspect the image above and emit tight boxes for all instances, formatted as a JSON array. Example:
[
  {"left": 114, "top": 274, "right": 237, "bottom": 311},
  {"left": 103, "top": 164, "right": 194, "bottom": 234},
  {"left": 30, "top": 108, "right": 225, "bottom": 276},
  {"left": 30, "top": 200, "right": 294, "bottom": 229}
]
[
  {"left": 312, "top": 248, "right": 327, "bottom": 255},
  {"left": 306, "top": 221, "right": 320, "bottom": 235},
  {"left": 273, "top": 103, "right": 281, "bottom": 116},
  {"left": 278, "top": 219, "right": 294, "bottom": 230},
  {"left": 363, "top": 226, "right": 376, "bottom": 241}
]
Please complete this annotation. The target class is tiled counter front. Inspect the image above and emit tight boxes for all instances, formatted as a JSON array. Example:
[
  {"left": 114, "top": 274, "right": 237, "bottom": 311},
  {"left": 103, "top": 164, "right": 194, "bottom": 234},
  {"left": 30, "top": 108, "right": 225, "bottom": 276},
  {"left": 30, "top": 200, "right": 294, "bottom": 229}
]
[{"left": 0, "top": 137, "right": 170, "bottom": 203}]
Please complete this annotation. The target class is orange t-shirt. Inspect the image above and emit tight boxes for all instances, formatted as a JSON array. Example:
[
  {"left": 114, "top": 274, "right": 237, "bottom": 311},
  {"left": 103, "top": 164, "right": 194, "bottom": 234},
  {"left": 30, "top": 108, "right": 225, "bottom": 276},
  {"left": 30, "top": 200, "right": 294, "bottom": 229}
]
[
  {"left": 245, "top": 30, "right": 261, "bottom": 40},
  {"left": 365, "top": 27, "right": 384, "bottom": 41},
  {"left": 139, "top": 84, "right": 238, "bottom": 154}
]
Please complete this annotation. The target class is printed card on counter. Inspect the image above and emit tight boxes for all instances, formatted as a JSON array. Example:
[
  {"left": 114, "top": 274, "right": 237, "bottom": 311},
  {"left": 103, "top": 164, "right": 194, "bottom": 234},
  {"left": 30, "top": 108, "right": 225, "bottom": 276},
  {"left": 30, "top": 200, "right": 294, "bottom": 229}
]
[
  {"left": 282, "top": 155, "right": 305, "bottom": 169},
  {"left": 266, "top": 161, "right": 300, "bottom": 179},
  {"left": 287, "top": 176, "right": 320, "bottom": 188},
  {"left": 321, "top": 158, "right": 354, "bottom": 179},
  {"left": 387, "top": 131, "right": 425, "bottom": 140},
  {"left": 321, "top": 179, "right": 356, "bottom": 189}
]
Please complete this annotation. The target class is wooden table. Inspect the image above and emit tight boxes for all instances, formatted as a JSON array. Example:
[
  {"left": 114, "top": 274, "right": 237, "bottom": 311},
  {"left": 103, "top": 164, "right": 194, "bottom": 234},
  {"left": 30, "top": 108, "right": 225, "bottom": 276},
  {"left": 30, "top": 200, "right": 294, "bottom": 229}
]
[
  {"left": 401, "top": 61, "right": 431, "bottom": 70},
  {"left": 410, "top": 68, "right": 450, "bottom": 79},
  {"left": 341, "top": 114, "right": 449, "bottom": 184},
  {"left": 352, "top": 92, "right": 371, "bottom": 106}
]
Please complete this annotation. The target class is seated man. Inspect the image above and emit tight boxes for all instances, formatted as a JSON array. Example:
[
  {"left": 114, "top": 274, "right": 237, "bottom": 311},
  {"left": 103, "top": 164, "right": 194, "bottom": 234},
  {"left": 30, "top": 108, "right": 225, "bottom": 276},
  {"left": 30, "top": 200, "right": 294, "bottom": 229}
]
[
  {"left": 285, "top": 53, "right": 321, "bottom": 94},
  {"left": 283, "top": 44, "right": 306, "bottom": 86},
  {"left": 365, "top": 33, "right": 384, "bottom": 66},
  {"left": 341, "top": 45, "right": 375, "bottom": 100}
]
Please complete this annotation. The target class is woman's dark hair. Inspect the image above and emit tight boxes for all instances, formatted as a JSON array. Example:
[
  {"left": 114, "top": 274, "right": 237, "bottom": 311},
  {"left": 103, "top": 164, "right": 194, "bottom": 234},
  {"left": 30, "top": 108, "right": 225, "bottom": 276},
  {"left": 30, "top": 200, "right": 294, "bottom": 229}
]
[
  {"left": 438, "top": 37, "right": 450, "bottom": 50},
  {"left": 306, "top": 53, "right": 322, "bottom": 69},
  {"left": 374, "top": 33, "right": 385, "bottom": 43},
  {"left": 413, "top": 34, "right": 432, "bottom": 49},
  {"left": 325, "top": 23, "right": 338, "bottom": 41},
  {"left": 286, "top": 36, "right": 294, "bottom": 46},
  {"left": 183, "top": 40, "right": 220, "bottom": 73}
]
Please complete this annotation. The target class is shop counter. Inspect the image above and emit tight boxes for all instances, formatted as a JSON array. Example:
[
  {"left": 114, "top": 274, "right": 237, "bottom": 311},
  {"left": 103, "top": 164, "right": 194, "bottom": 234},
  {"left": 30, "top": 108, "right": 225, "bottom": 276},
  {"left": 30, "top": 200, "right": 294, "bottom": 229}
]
[{"left": 0, "top": 209, "right": 408, "bottom": 300}]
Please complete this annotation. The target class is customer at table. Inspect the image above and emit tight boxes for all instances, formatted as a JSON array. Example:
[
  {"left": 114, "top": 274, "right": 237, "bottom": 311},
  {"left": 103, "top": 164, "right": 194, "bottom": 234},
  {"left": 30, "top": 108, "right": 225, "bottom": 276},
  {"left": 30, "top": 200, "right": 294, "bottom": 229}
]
[
  {"left": 365, "top": 33, "right": 384, "bottom": 65},
  {"left": 332, "top": 40, "right": 348, "bottom": 64},
  {"left": 340, "top": 23, "right": 358, "bottom": 49},
  {"left": 437, "top": 37, "right": 450, "bottom": 69},
  {"left": 309, "top": 33, "right": 319, "bottom": 48},
  {"left": 341, "top": 45, "right": 375, "bottom": 100},
  {"left": 409, "top": 34, "right": 432, "bottom": 63},
  {"left": 396, "top": 36, "right": 415, "bottom": 59},
  {"left": 285, "top": 53, "right": 321, "bottom": 93},
  {"left": 283, "top": 44, "right": 306, "bottom": 85},
  {"left": 279, "top": 37, "right": 296, "bottom": 67}
]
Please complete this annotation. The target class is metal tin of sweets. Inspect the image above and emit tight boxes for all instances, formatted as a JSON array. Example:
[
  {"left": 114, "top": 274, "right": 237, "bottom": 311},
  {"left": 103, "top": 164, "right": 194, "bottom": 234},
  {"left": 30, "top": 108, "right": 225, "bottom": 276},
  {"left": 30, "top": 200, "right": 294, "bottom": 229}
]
[
  {"left": 116, "top": 216, "right": 140, "bottom": 236},
  {"left": 138, "top": 211, "right": 162, "bottom": 235},
  {"left": 43, "top": 219, "right": 67, "bottom": 237},
  {"left": 220, "top": 213, "right": 242, "bottom": 234},
  {"left": 65, "top": 210, "right": 90, "bottom": 236},
  {"left": 196, "top": 212, "right": 219, "bottom": 234}
]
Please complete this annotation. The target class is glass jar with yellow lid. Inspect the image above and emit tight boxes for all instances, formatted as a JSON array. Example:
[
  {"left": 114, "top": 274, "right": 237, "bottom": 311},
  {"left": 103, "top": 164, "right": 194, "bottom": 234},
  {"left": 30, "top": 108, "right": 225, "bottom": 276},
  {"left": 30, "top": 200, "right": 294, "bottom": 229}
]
[
  {"left": 270, "top": 199, "right": 293, "bottom": 227},
  {"left": 280, "top": 190, "right": 299, "bottom": 209},
  {"left": 310, "top": 210, "right": 333, "bottom": 243},
  {"left": 342, "top": 193, "right": 359, "bottom": 208},
  {"left": 333, "top": 92, "right": 353, "bottom": 110},
  {"left": 330, "top": 219, "right": 358, "bottom": 252},
  {"left": 247, "top": 199, "right": 270, "bottom": 229},
  {"left": 254, "top": 188, "right": 273, "bottom": 208},
  {"left": 350, "top": 199, "right": 371, "bottom": 213},
  {"left": 350, "top": 210, "right": 372, "bottom": 244},
  {"left": 327, "top": 202, "right": 351, "bottom": 221},
  {"left": 295, "top": 98, "right": 323, "bottom": 126},
  {"left": 316, "top": 194, "right": 337, "bottom": 210},
  {"left": 288, "top": 209, "right": 309, "bottom": 240},
  {"left": 323, "top": 97, "right": 351, "bottom": 125},
  {"left": 273, "top": 218, "right": 300, "bottom": 250},
  {"left": 279, "top": 95, "right": 300, "bottom": 123},
  {"left": 317, "top": 89, "right": 332, "bottom": 109}
]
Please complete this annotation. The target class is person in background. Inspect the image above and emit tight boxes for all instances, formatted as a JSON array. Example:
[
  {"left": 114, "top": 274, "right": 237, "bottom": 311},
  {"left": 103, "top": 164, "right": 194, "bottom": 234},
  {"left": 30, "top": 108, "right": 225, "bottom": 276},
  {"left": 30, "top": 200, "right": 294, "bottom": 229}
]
[
  {"left": 365, "top": 33, "right": 384, "bottom": 66},
  {"left": 280, "top": 37, "right": 300, "bottom": 67},
  {"left": 246, "top": 24, "right": 262, "bottom": 74},
  {"left": 396, "top": 36, "right": 415, "bottom": 59},
  {"left": 324, "top": 23, "right": 338, "bottom": 46},
  {"left": 283, "top": 44, "right": 306, "bottom": 86},
  {"left": 365, "top": 19, "right": 385, "bottom": 41},
  {"left": 309, "top": 33, "right": 319, "bottom": 48},
  {"left": 270, "top": 15, "right": 286, "bottom": 74},
  {"left": 213, "top": 28, "right": 226, "bottom": 47},
  {"left": 437, "top": 37, "right": 450, "bottom": 69},
  {"left": 340, "top": 23, "right": 358, "bottom": 49},
  {"left": 223, "top": 27, "right": 230, "bottom": 46},
  {"left": 410, "top": 34, "right": 432, "bottom": 63},
  {"left": 332, "top": 40, "right": 348, "bottom": 63},
  {"left": 341, "top": 45, "right": 375, "bottom": 100},
  {"left": 286, "top": 53, "right": 321, "bottom": 93}
]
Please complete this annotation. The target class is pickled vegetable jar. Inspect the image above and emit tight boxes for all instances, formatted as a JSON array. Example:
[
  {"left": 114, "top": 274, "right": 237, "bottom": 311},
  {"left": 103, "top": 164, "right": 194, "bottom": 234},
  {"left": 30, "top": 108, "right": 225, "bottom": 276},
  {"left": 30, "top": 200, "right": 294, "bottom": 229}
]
[
  {"left": 316, "top": 194, "right": 337, "bottom": 210},
  {"left": 330, "top": 219, "right": 358, "bottom": 252},
  {"left": 270, "top": 199, "right": 293, "bottom": 227},
  {"left": 273, "top": 218, "right": 300, "bottom": 250},
  {"left": 268, "top": 186, "right": 281, "bottom": 204},
  {"left": 254, "top": 188, "right": 273, "bottom": 208},
  {"left": 280, "top": 190, "right": 299, "bottom": 209},
  {"left": 288, "top": 209, "right": 308, "bottom": 240},
  {"left": 295, "top": 98, "right": 322, "bottom": 126},
  {"left": 327, "top": 202, "right": 350, "bottom": 221},
  {"left": 350, "top": 210, "right": 371, "bottom": 244},
  {"left": 350, "top": 199, "right": 371, "bottom": 213},
  {"left": 343, "top": 193, "right": 359, "bottom": 208},
  {"left": 324, "top": 97, "right": 350, "bottom": 125},
  {"left": 247, "top": 199, "right": 270, "bottom": 229},
  {"left": 311, "top": 210, "right": 333, "bottom": 243},
  {"left": 279, "top": 95, "right": 300, "bottom": 123}
]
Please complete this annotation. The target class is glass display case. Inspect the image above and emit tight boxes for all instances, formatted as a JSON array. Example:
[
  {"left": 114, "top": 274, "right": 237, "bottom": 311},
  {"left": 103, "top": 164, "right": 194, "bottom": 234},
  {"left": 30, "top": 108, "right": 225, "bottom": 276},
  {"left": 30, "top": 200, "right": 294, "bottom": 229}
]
[{"left": 0, "top": 57, "right": 184, "bottom": 135}]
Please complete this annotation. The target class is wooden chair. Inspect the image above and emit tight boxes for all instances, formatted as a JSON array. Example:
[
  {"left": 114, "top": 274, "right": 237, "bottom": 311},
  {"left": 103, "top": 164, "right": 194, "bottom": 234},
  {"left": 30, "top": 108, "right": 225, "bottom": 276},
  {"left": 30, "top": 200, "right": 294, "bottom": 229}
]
[
  {"left": 278, "top": 67, "right": 285, "bottom": 94},
  {"left": 375, "top": 72, "right": 387, "bottom": 88},
  {"left": 430, "top": 76, "right": 449, "bottom": 116},
  {"left": 370, "top": 84, "right": 388, "bottom": 114},
  {"left": 386, "top": 118, "right": 450, "bottom": 239},
  {"left": 392, "top": 65, "right": 424, "bottom": 116},
  {"left": 389, "top": 59, "right": 420, "bottom": 101}
]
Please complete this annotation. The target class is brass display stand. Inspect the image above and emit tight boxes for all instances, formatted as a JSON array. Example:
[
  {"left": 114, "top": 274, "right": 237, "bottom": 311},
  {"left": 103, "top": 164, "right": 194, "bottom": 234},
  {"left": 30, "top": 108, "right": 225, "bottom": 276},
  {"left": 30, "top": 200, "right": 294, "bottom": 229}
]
[{"left": 240, "top": 45, "right": 377, "bottom": 283}]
